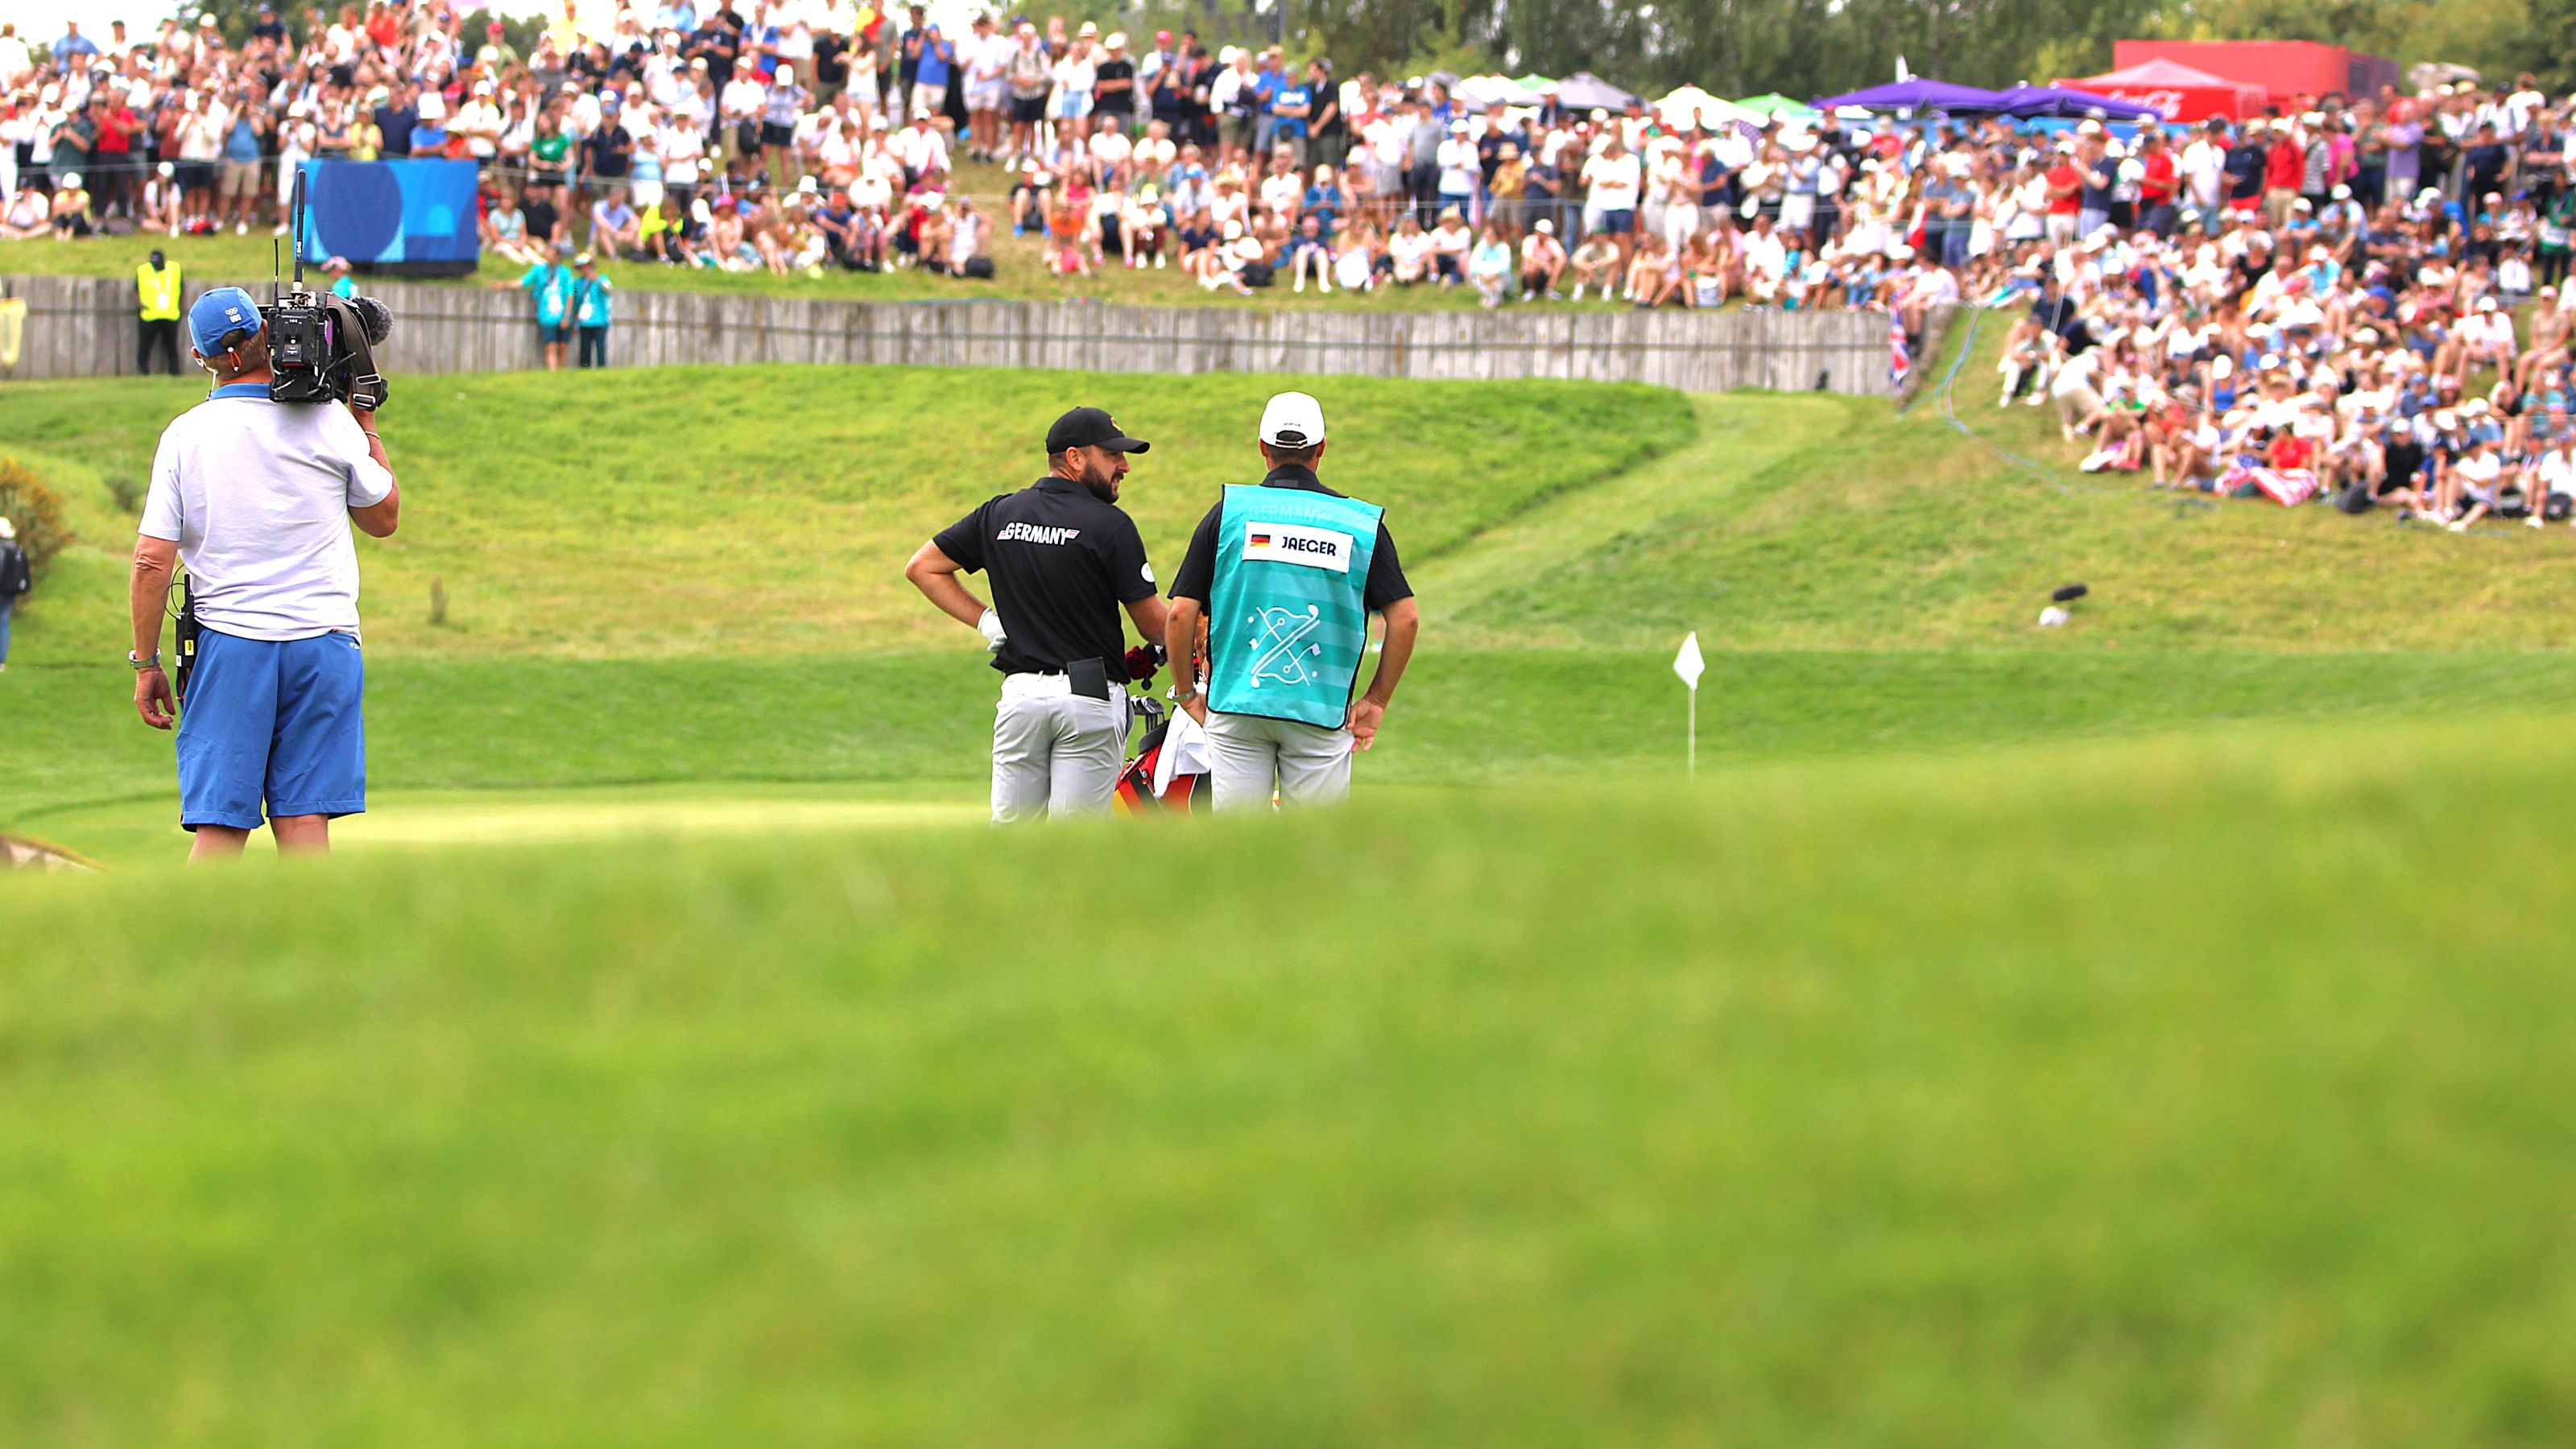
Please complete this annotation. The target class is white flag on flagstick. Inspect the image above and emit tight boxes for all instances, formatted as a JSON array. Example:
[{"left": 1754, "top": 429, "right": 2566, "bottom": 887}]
[{"left": 1673, "top": 631, "right": 1705, "bottom": 691}]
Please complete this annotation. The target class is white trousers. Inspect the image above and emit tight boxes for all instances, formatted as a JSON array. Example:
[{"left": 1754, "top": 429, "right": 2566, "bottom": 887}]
[
  {"left": 991, "top": 682, "right": 1127, "bottom": 823},
  {"left": 1204, "top": 710, "right": 1354, "bottom": 812}
]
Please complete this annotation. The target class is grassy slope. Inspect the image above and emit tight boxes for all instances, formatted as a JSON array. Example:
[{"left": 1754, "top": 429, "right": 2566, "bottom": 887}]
[
  {"left": 2, "top": 367, "right": 1690, "bottom": 659},
  {"left": 6, "top": 720, "right": 2576, "bottom": 1446},
  {"left": 1447, "top": 319, "right": 2576, "bottom": 650}
]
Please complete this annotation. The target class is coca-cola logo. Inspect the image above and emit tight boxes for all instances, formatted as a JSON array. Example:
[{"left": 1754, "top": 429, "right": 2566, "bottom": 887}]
[{"left": 2109, "top": 88, "right": 2185, "bottom": 119}]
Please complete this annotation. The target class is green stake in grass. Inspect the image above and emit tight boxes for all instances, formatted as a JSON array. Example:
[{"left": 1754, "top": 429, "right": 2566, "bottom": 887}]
[{"left": 1673, "top": 631, "right": 1705, "bottom": 778}]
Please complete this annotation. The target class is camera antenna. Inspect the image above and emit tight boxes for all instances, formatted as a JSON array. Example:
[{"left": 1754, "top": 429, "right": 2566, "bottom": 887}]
[{"left": 289, "top": 165, "right": 308, "bottom": 289}]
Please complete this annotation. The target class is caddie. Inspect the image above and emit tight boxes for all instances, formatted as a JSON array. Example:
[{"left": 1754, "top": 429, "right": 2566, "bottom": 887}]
[
  {"left": 127, "top": 286, "right": 401, "bottom": 861},
  {"left": 1165, "top": 390, "right": 1419, "bottom": 810},
  {"left": 906, "top": 406, "right": 1170, "bottom": 823}
]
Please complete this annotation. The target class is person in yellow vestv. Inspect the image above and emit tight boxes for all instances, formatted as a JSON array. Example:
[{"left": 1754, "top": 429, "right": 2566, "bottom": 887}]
[{"left": 135, "top": 247, "right": 184, "bottom": 376}]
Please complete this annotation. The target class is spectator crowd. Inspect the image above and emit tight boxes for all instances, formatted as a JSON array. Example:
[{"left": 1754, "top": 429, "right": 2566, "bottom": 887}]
[{"left": 9, "top": 8, "right": 2576, "bottom": 524}]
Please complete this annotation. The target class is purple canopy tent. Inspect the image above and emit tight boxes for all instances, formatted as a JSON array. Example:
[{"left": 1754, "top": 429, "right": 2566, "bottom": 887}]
[
  {"left": 1990, "top": 84, "right": 2161, "bottom": 120},
  {"left": 1813, "top": 79, "right": 2015, "bottom": 113}
]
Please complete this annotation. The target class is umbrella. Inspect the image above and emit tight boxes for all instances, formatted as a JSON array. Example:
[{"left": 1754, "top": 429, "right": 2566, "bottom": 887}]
[
  {"left": 1814, "top": 78, "right": 2014, "bottom": 113},
  {"left": 1457, "top": 73, "right": 1545, "bottom": 107},
  {"left": 1656, "top": 85, "right": 1761, "bottom": 131},
  {"left": 1734, "top": 92, "right": 1819, "bottom": 119},
  {"left": 1553, "top": 71, "right": 1640, "bottom": 111},
  {"left": 1990, "top": 83, "right": 2160, "bottom": 120}
]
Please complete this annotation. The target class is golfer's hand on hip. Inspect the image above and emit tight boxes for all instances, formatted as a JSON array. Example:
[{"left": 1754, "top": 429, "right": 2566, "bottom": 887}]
[
  {"left": 1346, "top": 697, "right": 1384, "bottom": 751},
  {"left": 135, "top": 667, "right": 176, "bottom": 730}
]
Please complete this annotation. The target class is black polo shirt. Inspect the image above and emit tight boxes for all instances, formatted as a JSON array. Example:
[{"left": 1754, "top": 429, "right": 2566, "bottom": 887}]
[
  {"left": 1168, "top": 464, "right": 1412, "bottom": 611},
  {"left": 933, "top": 477, "right": 1156, "bottom": 682}
]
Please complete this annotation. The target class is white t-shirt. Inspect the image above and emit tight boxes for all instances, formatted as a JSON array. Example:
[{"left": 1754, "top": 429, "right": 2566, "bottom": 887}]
[
  {"left": 143, "top": 394, "right": 394, "bottom": 641},
  {"left": 2538, "top": 448, "right": 2576, "bottom": 497},
  {"left": 1582, "top": 151, "right": 1641, "bottom": 210}
]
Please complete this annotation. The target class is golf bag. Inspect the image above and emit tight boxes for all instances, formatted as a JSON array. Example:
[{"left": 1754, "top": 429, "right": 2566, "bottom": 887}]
[{"left": 1113, "top": 682, "right": 1211, "bottom": 815}]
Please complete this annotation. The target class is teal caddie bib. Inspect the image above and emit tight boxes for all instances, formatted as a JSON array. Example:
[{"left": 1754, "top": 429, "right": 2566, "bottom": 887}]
[{"left": 1206, "top": 483, "right": 1382, "bottom": 728}]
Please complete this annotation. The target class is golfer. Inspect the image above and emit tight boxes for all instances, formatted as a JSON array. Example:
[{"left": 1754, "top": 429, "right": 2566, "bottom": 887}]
[
  {"left": 127, "top": 286, "right": 400, "bottom": 861},
  {"left": 906, "top": 406, "right": 1169, "bottom": 822},
  {"left": 1166, "top": 391, "right": 1418, "bottom": 810}
]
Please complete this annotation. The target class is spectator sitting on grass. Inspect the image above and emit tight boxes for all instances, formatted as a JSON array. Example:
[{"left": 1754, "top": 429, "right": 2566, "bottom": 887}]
[
  {"left": 482, "top": 187, "right": 542, "bottom": 266},
  {"left": 1287, "top": 213, "right": 1332, "bottom": 293},
  {"left": 50, "top": 171, "right": 91, "bottom": 237},
  {"left": 590, "top": 185, "right": 643, "bottom": 260},
  {"left": 1007, "top": 162, "right": 1047, "bottom": 237},
  {"left": 1566, "top": 229, "right": 1619, "bottom": 301},
  {"left": 947, "top": 198, "right": 990, "bottom": 276},
  {"left": 1121, "top": 185, "right": 1168, "bottom": 268},
  {"left": 1387, "top": 213, "right": 1433, "bottom": 286},
  {"left": 1190, "top": 217, "right": 1256, "bottom": 293},
  {"left": 1176, "top": 208, "right": 1218, "bottom": 267},
  {"left": 1470, "top": 221, "right": 1514, "bottom": 308},
  {"left": 1623, "top": 233, "right": 1677, "bottom": 308},
  {"left": 1520, "top": 218, "right": 1566, "bottom": 300},
  {"left": 2439, "top": 433, "right": 2512, "bottom": 531},
  {"left": 2530, "top": 434, "right": 2576, "bottom": 526},
  {"left": 1044, "top": 175, "right": 1090, "bottom": 276},
  {"left": 1429, "top": 205, "right": 1471, "bottom": 287},
  {"left": 703, "top": 198, "right": 755, "bottom": 270},
  {"left": 639, "top": 194, "right": 685, "bottom": 262},
  {"left": 2, "top": 186, "right": 50, "bottom": 239},
  {"left": 1333, "top": 219, "right": 1381, "bottom": 293},
  {"left": 1082, "top": 175, "right": 1123, "bottom": 266}
]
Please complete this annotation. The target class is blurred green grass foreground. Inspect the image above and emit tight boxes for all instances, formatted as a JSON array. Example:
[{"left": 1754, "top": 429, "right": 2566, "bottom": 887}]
[{"left": 7, "top": 716, "right": 2576, "bottom": 1446}]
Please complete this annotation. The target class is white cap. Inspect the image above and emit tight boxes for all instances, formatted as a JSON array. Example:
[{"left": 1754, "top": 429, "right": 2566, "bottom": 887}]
[
  {"left": 0, "top": 517, "right": 14, "bottom": 541},
  {"left": 1259, "top": 390, "right": 1326, "bottom": 448}
]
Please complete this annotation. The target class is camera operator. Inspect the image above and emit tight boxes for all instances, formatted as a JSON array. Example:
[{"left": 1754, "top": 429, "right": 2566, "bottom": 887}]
[{"left": 127, "top": 287, "right": 401, "bottom": 863}]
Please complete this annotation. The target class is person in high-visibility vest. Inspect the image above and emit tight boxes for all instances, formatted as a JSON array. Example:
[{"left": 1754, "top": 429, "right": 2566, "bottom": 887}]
[
  {"left": 135, "top": 249, "right": 184, "bottom": 376},
  {"left": 1165, "top": 391, "right": 1420, "bottom": 811}
]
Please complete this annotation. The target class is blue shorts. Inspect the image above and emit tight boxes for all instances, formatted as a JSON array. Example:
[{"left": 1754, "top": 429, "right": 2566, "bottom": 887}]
[
  {"left": 1600, "top": 208, "right": 1636, "bottom": 235},
  {"left": 176, "top": 628, "right": 367, "bottom": 832},
  {"left": 538, "top": 320, "right": 572, "bottom": 345}
]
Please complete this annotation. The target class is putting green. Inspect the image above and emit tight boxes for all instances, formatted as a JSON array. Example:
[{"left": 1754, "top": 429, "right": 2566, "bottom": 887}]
[{"left": 19, "top": 781, "right": 988, "bottom": 867}]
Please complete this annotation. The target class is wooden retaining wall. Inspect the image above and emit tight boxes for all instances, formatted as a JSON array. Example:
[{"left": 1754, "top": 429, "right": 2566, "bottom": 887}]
[{"left": 2, "top": 271, "right": 1895, "bottom": 396}]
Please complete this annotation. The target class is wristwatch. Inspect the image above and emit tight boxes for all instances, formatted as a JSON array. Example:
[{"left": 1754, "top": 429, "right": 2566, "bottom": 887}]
[{"left": 129, "top": 650, "right": 161, "bottom": 671}]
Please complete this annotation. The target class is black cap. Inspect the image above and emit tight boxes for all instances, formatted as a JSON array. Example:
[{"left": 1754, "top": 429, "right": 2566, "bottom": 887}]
[{"left": 1045, "top": 407, "right": 1150, "bottom": 455}]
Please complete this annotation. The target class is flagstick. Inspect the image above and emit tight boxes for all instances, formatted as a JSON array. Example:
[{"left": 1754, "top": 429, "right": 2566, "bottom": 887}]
[{"left": 1688, "top": 687, "right": 1697, "bottom": 779}]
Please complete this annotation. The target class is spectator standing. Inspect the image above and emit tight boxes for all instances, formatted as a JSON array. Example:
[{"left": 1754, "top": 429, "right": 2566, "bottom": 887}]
[
  {"left": 135, "top": 248, "right": 184, "bottom": 376},
  {"left": 1094, "top": 33, "right": 1136, "bottom": 134},
  {"left": 1582, "top": 129, "right": 1643, "bottom": 268},
  {"left": 494, "top": 239, "right": 579, "bottom": 370},
  {"left": 573, "top": 253, "right": 614, "bottom": 367},
  {"left": 0, "top": 516, "right": 27, "bottom": 676}
]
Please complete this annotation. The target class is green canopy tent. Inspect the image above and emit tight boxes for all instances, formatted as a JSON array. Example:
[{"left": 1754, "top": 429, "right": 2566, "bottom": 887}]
[{"left": 1734, "top": 93, "right": 1820, "bottom": 119}]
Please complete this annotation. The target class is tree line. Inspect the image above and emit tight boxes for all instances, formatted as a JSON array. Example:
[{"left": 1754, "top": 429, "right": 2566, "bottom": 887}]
[{"left": 1286, "top": 0, "right": 2558, "bottom": 103}]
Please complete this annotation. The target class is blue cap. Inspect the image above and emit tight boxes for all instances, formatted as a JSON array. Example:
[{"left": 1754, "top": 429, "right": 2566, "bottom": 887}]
[{"left": 188, "top": 286, "right": 264, "bottom": 354}]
